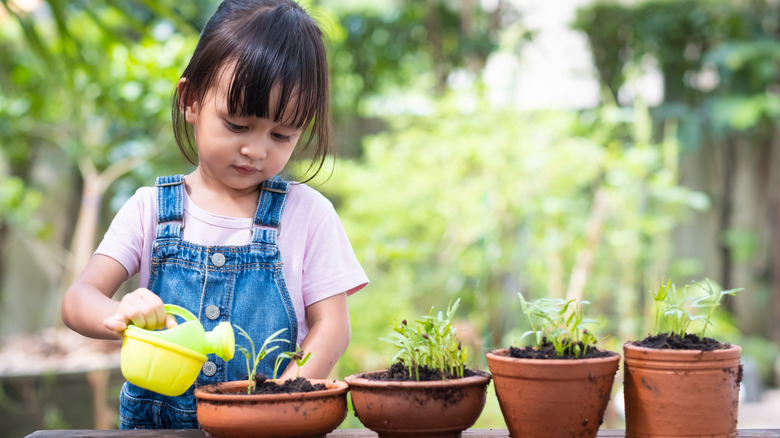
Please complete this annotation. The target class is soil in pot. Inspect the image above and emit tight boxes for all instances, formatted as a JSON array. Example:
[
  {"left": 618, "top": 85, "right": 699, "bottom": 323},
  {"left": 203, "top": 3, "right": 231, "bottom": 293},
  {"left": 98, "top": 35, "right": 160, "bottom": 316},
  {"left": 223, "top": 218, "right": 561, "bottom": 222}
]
[
  {"left": 202, "top": 375, "right": 327, "bottom": 395},
  {"left": 194, "top": 376, "right": 339, "bottom": 398},
  {"left": 368, "top": 362, "right": 483, "bottom": 381},
  {"left": 508, "top": 339, "right": 614, "bottom": 360},
  {"left": 246, "top": 375, "right": 326, "bottom": 394},
  {"left": 632, "top": 332, "right": 731, "bottom": 351}
]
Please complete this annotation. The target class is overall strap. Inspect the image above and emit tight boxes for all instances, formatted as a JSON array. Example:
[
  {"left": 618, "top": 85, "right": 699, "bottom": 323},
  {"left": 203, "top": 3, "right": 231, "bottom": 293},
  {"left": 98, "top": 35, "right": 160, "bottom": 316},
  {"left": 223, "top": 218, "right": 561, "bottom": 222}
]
[
  {"left": 155, "top": 174, "right": 185, "bottom": 239},
  {"left": 251, "top": 176, "right": 290, "bottom": 243}
]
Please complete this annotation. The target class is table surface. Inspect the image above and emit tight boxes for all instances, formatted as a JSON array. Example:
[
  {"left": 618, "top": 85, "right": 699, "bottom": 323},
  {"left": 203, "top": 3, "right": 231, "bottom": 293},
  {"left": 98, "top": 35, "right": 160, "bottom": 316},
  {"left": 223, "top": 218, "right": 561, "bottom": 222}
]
[{"left": 25, "top": 429, "right": 780, "bottom": 437}]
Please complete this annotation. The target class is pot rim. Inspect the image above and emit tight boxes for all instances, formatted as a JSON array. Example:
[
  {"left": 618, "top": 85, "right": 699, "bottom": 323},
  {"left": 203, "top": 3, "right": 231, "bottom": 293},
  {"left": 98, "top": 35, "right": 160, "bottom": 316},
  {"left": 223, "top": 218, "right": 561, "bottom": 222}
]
[
  {"left": 344, "top": 369, "right": 491, "bottom": 389},
  {"left": 194, "top": 379, "right": 348, "bottom": 402},
  {"left": 486, "top": 347, "right": 620, "bottom": 364},
  {"left": 623, "top": 341, "right": 741, "bottom": 360}
]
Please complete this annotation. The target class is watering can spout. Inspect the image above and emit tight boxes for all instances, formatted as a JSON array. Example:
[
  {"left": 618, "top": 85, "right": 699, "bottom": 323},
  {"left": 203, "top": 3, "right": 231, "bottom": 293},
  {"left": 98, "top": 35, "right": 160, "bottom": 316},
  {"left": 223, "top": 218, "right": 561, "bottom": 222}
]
[{"left": 206, "top": 321, "right": 235, "bottom": 361}]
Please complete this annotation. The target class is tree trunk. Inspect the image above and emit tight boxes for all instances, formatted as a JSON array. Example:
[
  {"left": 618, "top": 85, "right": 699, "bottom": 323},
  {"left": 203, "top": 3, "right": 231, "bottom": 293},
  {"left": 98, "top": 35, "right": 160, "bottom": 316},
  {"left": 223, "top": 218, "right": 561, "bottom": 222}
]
[
  {"left": 0, "top": 221, "right": 9, "bottom": 289},
  {"left": 730, "top": 136, "right": 773, "bottom": 336},
  {"left": 425, "top": 0, "right": 447, "bottom": 95},
  {"left": 56, "top": 155, "right": 144, "bottom": 321},
  {"left": 566, "top": 186, "right": 608, "bottom": 302},
  {"left": 67, "top": 172, "right": 103, "bottom": 287},
  {"left": 769, "top": 133, "right": 780, "bottom": 345},
  {"left": 719, "top": 136, "right": 735, "bottom": 292}
]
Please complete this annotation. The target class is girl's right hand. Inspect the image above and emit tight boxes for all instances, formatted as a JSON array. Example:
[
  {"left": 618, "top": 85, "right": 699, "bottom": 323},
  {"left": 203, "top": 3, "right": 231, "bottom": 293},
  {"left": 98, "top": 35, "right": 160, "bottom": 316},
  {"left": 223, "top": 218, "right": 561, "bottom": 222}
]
[{"left": 103, "top": 288, "right": 177, "bottom": 336}]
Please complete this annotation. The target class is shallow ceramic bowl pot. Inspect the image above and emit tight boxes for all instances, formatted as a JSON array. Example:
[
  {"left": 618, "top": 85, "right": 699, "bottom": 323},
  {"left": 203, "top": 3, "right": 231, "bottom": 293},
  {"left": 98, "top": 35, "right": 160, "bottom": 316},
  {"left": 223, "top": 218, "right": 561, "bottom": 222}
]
[
  {"left": 345, "top": 370, "right": 492, "bottom": 438},
  {"left": 194, "top": 379, "right": 348, "bottom": 438}
]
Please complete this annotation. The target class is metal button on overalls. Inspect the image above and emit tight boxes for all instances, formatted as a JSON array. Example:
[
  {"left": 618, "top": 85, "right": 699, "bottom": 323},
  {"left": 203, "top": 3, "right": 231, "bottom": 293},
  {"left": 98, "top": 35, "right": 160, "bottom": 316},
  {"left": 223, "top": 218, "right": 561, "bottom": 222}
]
[
  {"left": 202, "top": 361, "right": 217, "bottom": 377},
  {"left": 205, "top": 305, "right": 220, "bottom": 320},
  {"left": 211, "top": 253, "right": 226, "bottom": 267}
]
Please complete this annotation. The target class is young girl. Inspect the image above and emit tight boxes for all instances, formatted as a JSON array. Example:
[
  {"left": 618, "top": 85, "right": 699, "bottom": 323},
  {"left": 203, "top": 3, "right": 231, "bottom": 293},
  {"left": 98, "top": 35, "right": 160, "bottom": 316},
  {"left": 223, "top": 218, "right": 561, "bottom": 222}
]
[{"left": 61, "top": 0, "right": 368, "bottom": 429}]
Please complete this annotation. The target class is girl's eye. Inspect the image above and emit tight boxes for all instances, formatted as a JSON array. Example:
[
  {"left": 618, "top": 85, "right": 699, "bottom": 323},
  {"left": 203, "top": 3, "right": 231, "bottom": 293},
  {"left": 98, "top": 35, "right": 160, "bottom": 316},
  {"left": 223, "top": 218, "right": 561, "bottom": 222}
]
[
  {"left": 226, "top": 122, "right": 247, "bottom": 132},
  {"left": 272, "top": 132, "right": 292, "bottom": 142}
]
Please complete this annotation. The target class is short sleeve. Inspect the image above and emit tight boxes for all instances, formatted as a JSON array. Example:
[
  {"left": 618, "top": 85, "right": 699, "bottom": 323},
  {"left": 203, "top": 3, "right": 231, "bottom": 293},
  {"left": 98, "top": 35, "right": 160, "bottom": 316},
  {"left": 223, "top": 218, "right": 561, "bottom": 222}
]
[
  {"left": 300, "top": 204, "right": 368, "bottom": 307},
  {"left": 94, "top": 188, "right": 153, "bottom": 279}
]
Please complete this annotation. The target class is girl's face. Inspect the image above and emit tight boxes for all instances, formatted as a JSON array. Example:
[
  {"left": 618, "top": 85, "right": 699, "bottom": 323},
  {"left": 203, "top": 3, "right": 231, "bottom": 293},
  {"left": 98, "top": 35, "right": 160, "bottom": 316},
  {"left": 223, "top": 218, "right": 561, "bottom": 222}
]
[{"left": 181, "top": 69, "right": 303, "bottom": 193}]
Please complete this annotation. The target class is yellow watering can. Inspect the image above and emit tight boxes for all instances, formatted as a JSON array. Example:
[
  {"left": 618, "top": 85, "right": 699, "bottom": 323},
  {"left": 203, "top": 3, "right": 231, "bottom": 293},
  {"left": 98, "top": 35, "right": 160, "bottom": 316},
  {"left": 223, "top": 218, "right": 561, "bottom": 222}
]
[{"left": 120, "top": 304, "right": 235, "bottom": 396}]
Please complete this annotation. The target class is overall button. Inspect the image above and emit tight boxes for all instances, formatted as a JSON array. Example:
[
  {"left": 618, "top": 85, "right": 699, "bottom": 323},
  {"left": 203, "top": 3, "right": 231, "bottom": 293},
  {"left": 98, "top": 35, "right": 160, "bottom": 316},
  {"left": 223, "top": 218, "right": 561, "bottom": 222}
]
[
  {"left": 202, "top": 361, "right": 217, "bottom": 377},
  {"left": 205, "top": 305, "right": 221, "bottom": 320},
  {"left": 211, "top": 253, "right": 226, "bottom": 267}
]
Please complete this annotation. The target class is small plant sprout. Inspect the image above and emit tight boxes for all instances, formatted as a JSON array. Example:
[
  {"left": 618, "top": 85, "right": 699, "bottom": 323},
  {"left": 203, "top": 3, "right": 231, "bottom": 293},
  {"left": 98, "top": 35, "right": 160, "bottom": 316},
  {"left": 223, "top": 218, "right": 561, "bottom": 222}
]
[
  {"left": 648, "top": 278, "right": 743, "bottom": 339},
  {"left": 650, "top": 279, "right": 671, "bottom": 335},
  {"left": 382, "top": 298, "right": 468, "bottom": 381},
  {"left": 650, "top": 279, "right": 700, "bottom": 337},
  {"left": 273, "top": 343, "right": 312, "bottom": 381},
  {"left": 693, "top": 278, "right": 743, "bottom": 338},
  {"left": 517, "top": 292, "right": 599, "bottom": 358},
  {"left": 235, "top": 326, "right": 289, "bottom": 394}
]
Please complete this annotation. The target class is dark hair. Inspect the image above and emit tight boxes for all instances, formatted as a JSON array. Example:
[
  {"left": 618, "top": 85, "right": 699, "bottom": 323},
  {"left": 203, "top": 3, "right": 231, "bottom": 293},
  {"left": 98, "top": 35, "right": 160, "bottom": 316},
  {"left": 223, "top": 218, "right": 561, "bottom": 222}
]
[{"left": 172, "top": 0, "right": 331, "bottom": 181}]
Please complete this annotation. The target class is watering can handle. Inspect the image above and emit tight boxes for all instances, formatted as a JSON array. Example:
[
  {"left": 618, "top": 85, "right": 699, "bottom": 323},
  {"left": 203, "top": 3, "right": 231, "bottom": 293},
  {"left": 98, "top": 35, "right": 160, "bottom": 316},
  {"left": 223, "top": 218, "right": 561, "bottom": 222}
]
[{"left": 164, "top": 304, "right": 197, "bottom": 323}]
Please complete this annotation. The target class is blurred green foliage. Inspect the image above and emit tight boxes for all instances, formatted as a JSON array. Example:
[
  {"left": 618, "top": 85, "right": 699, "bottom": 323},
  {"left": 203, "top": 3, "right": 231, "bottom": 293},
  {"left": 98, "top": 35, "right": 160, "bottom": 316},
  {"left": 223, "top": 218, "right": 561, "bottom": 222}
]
[
  {"left": 3, "top": 0, "right": 778, "bottom": 350},
  {"left": 326, "top": 0, "right": 499, "bottom": 113},
  {"left": 574, "top": 0, "right": 780, "bottom": 140},
  {"left": 316, "top": 96, "right": 707, "bottom": 378}
]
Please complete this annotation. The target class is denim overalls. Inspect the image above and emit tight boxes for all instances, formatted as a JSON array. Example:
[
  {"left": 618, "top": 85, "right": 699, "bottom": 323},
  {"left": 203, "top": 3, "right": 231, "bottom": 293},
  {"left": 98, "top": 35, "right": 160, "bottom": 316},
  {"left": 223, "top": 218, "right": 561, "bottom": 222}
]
[{"left": 119, "top": 174, "right": 298, "bottom": 429}]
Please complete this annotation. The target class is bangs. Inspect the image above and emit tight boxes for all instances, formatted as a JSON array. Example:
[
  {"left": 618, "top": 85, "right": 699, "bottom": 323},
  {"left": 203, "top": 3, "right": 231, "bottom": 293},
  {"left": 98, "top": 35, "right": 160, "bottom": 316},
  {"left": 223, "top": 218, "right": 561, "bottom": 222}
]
[
  {"left": 224, "top": 5, "right": 323, "bottom": 129},
  {"left": 173, "top": 0, "right": 333, "bottom": 177}
]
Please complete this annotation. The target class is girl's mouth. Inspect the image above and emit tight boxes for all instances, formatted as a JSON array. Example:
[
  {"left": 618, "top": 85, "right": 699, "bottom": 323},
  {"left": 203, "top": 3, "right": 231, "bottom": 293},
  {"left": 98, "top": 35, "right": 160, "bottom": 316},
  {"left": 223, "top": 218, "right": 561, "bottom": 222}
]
[{"left": 235, "top": 165, "right": 258, "bottom": 175}]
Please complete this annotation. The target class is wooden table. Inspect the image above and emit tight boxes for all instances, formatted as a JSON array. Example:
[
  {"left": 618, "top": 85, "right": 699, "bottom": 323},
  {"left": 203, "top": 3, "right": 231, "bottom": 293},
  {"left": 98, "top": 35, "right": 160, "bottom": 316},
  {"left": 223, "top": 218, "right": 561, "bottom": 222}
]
[{"left": 26, "top": 429, "right": 780, "bottom": 437}]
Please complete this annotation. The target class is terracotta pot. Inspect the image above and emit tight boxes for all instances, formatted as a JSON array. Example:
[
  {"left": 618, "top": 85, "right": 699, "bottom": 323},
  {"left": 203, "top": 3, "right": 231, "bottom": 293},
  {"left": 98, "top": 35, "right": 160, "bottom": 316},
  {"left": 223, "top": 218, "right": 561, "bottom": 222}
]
[
  {"left": 486, "top": 348, "right": 620, "bottom": 438},
  {"left": 623, "top": 342, "right": 742, "bottom": 437},
  {"left": 193, "top": 379, "right": 348, "bottom": 438},
  {"left": 344, "top": 369, "right": 492, "bottom": 438}
]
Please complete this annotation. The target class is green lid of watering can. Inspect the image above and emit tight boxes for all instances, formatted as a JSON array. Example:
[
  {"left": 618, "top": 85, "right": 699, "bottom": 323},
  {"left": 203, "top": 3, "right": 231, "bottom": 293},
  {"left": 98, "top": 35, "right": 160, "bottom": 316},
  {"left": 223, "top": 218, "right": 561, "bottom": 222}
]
[{"left": 120, "top": 304, "right": 235, "bottom": 396}]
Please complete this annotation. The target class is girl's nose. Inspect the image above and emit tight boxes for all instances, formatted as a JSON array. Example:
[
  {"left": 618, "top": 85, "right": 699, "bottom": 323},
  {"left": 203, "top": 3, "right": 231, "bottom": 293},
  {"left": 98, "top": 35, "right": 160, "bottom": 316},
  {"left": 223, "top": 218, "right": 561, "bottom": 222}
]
[{"left": 240, "top": 140, "right": 267, "bottom": 160}]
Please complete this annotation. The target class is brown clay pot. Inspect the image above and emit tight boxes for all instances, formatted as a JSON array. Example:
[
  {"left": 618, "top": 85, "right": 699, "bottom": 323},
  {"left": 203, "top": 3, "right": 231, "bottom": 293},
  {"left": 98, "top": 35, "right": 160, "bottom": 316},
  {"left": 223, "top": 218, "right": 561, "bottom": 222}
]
[
  {"left": 486, "top": 348, "right": 620, "bottom": 438},
  {"left": 193, "top": 379, "right": 348, "bottom": 438},
  {"left": 344, "top": 369, "right": 492, "bottom": 438},
  {"left": 623, "top": 342, "right": 742, "bottom": 437}
]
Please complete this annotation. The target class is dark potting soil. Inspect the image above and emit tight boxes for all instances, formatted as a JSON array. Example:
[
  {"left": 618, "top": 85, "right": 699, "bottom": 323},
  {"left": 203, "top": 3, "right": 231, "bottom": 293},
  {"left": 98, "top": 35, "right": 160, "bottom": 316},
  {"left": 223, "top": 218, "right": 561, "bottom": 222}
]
[
  {"left": 632, "top": 332, "right": 731, "bottom": 351},
  {"left": 508, "top": 340, "right": 615, "bottom": 360},
  {"left": 368, "top": 362, "right": 482, "bottom": 381},
  {"left": 248, "top": 375, "right": 326, "bottom": 394}
]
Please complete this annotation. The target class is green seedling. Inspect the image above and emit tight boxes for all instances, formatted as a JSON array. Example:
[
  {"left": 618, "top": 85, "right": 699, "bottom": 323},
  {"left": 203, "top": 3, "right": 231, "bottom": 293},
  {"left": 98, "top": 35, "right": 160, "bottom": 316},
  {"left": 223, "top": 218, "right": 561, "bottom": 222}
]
[
  {"left": 381, "top": 298, "right": 468, "bottom": 381},
  {"left": 235, "top": 326, "right": 289, "bottom": 394},
  {"left": 650, "top": 279, "right": 699, "bottom": 337},
  {"left": 648, "top": 277, "right": 743, "bottom": 340},
  {"left": 273, "top": 342, "right": 312, "bottom": 380},
  {"left": 518, "top": 292, "right": 599, "bottom": 358},
  {"left": 693, "top": 278, "right": 743, "bottom": 339}
]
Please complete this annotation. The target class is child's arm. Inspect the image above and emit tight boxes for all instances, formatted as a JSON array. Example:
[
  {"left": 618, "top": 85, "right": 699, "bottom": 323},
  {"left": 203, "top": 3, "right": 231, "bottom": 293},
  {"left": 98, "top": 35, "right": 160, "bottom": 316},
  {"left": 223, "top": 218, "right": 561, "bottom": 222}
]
[
  {"left": 280, "top": 292, "right": 350, "bottom": 380},
  {"left": 61, "top": 254, "right": 174, "bottom": 340}
]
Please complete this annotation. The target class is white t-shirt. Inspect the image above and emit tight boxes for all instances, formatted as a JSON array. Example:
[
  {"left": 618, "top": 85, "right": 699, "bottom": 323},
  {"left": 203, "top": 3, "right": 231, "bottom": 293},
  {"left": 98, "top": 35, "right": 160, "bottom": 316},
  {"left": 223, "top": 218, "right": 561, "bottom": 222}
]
[{"left": 95, "top": 182, "right": 368, "bottom": 343}]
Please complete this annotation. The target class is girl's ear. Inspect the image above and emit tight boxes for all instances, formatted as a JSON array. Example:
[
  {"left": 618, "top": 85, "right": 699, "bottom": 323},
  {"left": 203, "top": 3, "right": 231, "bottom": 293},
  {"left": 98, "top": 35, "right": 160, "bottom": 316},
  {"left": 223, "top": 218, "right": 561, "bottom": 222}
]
[{"left": 177, "top": 78, "right": 199, "bottom": 124}]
